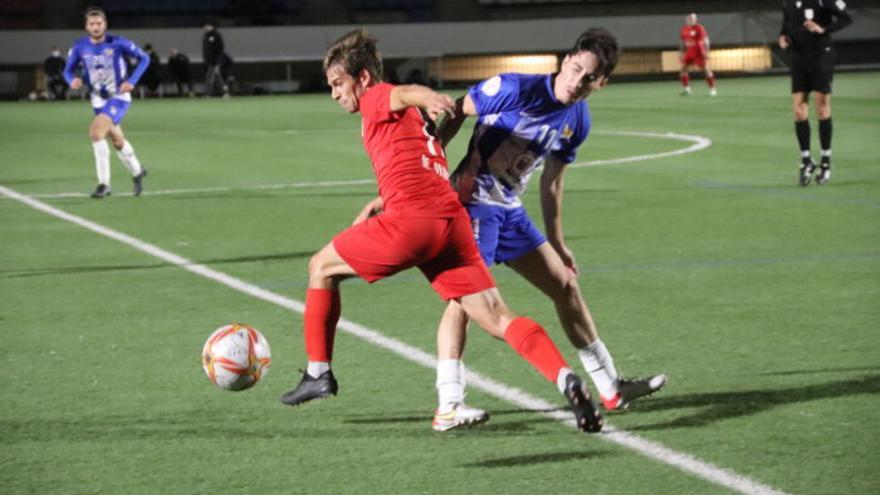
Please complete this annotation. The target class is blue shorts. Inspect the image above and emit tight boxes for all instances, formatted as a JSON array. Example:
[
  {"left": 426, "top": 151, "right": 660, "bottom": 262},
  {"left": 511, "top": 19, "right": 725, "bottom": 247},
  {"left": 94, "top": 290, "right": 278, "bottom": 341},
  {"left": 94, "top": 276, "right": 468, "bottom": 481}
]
[
  {"left": 466, "top": 203, "right": 546, "bottom": 266},
  {"left": 93, "top": 99, "right": 130, "bottom": 125}
]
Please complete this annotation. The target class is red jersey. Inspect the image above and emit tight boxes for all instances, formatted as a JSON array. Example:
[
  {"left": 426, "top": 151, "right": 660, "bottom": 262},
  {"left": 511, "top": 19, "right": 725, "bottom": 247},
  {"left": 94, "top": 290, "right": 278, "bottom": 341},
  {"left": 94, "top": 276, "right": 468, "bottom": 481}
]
[
  {"left": 680, "top": 24, "right": 708, "bottom": 54},
  {"left": 359, "top": 83, "right": 462, "bottom": 218}
]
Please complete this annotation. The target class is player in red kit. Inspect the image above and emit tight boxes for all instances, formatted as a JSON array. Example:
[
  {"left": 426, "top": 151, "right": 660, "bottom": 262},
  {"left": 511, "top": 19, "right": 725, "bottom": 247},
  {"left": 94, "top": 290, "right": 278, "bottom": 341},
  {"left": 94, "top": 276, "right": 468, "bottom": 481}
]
[
  {"left": 679, "top": 13, "right": 717, "bottom": 96},
  {"left": 280, "top": 29, "right": 603, "bottom": 434}
]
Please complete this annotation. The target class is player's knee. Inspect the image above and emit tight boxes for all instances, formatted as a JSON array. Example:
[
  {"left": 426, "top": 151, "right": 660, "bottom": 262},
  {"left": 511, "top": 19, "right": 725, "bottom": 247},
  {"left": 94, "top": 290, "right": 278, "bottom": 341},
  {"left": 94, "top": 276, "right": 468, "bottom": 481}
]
[
  {"left": 462, "top": 291, "right": 512, "bottom": 338},
  {"left": 554, "top": 274, "right": 582, "bottom": 303},
  {"left": 307, "top": 251, "right": 332, "bottom": 282},
  {"left": 88, "top": 127, "right": 104, "bottom": 142}
]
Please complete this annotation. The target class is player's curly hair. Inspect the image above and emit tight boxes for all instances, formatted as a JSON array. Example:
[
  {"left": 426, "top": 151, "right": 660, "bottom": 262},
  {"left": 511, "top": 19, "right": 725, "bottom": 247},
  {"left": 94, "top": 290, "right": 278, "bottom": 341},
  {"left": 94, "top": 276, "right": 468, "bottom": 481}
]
[
  {"left": 571, "top": 28, "right": 620, "bottom": 78},
  {"left": 83, "top": 6, "right": 106, "bottom": 20},
  {"left": 323, "top": 28, "right": 384, "bottom": 82}
]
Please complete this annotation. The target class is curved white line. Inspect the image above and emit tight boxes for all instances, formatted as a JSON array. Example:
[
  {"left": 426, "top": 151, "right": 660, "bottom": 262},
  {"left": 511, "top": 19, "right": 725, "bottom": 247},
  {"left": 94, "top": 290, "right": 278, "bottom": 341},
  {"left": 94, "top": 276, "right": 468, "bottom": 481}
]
[
  {"left": 569, "top": 130, "right": 712, "bottom": 169},
  {"left": 21, "top": 131, "right": 711, "bottom": 199}
]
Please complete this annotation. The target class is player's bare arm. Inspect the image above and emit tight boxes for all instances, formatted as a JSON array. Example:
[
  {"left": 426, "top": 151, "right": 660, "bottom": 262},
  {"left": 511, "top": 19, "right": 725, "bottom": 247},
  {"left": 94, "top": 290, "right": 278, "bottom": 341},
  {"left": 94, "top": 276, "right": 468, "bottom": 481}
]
[
  {"left": 539, "top": 156, "right": 578, "bottom": 274},
  {"left": 436, "top": 94, "right": 477, "bottom": 148},
  {"left": 389, "top": 84, "right": 455, "bottom": 121},
  {"left": 119, "top": 81, "right": 134, "bottom": 93},
  {"left": 352, "top": 196, "right": 384, "bottom": 225},
  {"left": 70, "top": 77, "right": 83, "bottom": 90}
]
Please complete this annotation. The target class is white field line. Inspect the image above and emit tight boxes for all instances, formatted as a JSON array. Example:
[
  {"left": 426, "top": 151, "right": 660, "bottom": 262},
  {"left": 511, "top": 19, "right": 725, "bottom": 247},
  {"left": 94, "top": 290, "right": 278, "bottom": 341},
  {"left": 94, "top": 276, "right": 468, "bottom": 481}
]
[
  {"left": 0, "top": 183, "right": 784, "bottom": 495},
  {"left": 569, "top": 130, "right": 713, "bottom": 169},
  {"left": 27, "top": 179, "right": 376, "bottom": 199},
  {"left": 24, "top": 130, "right": 710, "bottom": 199}
]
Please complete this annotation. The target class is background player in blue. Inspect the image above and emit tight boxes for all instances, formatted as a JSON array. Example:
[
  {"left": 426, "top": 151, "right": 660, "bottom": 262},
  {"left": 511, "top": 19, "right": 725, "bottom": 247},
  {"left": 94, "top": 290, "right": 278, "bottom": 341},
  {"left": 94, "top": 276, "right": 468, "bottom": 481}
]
[
  {"left": 64, "top": 7, "right": 150, "bottom": 199},
  {"left": 430, "top": 28, "right": 666, "bottom": 431}
]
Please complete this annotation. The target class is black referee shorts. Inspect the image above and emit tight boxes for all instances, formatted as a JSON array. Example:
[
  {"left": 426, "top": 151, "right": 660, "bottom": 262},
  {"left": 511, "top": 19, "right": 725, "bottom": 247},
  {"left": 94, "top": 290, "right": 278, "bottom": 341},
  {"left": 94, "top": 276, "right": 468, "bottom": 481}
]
[{"left": 790, "top": 46, "right": 836, "bottom": 94}]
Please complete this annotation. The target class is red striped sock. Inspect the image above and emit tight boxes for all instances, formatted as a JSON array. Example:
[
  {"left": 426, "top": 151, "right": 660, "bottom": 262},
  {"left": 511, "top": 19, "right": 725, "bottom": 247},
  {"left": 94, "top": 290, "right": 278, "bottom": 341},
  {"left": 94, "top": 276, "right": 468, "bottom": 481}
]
[
  {"left": 707, "top": 74, "right": 716, "bottom": 88},
  {"left": 304, "top": 288, "right": 340, "bottom": 362},
  {"left": 680, "top": 73, "right": 690, "bottom": 87},
  {"left": 503, "top": 317, "right": 568, "bottom": 383}
]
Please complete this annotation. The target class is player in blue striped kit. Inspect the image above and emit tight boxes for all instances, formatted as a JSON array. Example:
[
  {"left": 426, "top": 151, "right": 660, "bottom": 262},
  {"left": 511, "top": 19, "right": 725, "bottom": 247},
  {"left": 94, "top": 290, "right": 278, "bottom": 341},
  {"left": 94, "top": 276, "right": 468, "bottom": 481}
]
[
  {"left": 431, "top": 28, "right": 666, "bottom": 431},
  {"left": 64, "top": 7, "right": 150, "bottom": 199}
]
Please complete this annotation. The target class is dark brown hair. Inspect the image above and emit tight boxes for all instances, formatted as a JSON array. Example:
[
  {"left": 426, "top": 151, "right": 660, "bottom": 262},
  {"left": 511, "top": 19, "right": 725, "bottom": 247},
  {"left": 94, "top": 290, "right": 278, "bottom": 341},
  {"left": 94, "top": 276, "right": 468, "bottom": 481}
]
[
  {"left": 84, "top": 6, "right": 106, "bottom": 20},
  {"left": 571, "top": 28, "right": 620, "bottom": 78},
  {"left": 323, "top": 28, "right": 383, "bottom": 81}
]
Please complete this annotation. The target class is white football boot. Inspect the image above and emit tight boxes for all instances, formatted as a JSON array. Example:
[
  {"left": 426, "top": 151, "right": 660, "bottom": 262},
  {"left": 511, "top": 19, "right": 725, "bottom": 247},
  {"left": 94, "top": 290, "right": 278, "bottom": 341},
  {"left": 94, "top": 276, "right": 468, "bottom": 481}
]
[
  {"left": 601, "top": 374, "right": 668, "bottom": 411},
  {"left": 432, "top": 402, "right": 490, "bottom": 432}
]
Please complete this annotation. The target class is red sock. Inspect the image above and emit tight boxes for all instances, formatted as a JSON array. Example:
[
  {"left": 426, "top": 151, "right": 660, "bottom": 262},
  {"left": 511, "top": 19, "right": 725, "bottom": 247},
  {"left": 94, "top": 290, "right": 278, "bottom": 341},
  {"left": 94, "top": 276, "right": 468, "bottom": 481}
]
[
  {"left": 304, "top": 288, "right": 340, "bottom": 362},
  {"left": 707, "top": 74, "right": 716, "bottom": 88},
  {"left": 503, "top": 317, "right": 568, "bottom": 383},
  {"left": 680, "top": 73, "right": 690, "bottom": 87}
]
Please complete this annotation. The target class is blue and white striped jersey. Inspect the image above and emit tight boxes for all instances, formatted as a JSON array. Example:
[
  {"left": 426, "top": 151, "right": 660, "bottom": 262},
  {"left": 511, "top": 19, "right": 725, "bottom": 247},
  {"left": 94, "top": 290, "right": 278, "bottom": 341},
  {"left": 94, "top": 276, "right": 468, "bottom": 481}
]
[
  {"left": 451, "top": 73, "right": 591, "bottom": 208},
  {"left": 63, "top": 34, "right": 150, "bottom": 108}
]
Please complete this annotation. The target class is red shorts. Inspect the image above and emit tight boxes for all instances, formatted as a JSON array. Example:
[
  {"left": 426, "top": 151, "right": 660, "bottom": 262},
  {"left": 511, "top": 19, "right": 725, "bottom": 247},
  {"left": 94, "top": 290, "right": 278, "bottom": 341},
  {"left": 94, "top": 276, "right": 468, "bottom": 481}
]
[
  {"left": 682, "top": 51, "right": 706, "bottom": 69},
  {"left": 332, "top": 210, "right": 495, "bottom": 300}
]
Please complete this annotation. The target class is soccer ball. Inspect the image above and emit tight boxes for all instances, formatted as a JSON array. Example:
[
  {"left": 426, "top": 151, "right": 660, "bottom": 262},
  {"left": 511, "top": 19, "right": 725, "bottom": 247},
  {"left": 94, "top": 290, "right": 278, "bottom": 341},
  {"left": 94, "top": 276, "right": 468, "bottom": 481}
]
[{"left": 202, "top": 323, "right": 271, "bottom": 391}]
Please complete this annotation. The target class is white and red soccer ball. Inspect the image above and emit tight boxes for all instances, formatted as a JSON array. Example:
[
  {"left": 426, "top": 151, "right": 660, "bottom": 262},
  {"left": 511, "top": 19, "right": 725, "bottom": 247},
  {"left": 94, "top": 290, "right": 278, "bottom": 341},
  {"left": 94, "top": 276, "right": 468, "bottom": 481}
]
[{"left": 202, "top": 323, "right": 271, "bottom": 391}]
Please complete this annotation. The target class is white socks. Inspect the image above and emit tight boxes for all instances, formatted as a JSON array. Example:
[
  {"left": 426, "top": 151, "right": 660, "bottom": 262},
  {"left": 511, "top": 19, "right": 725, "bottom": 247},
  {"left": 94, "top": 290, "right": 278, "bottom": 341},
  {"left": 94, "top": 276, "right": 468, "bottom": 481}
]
[
  {"left": 436, "top": 359, "right": 465, "bottom": 410},
  {"left": 555, "top": 366, "right": 574, "bottom": 394},
  {"left": 116, "top": 140, "right": 143, "bottom": 176},
  {"left": 92, "top": 140, "right": 110, "bottom": 185},
  {"left": 578, "top": 339, "right": 619, "bottom": 398},
  {"left": 306, "top": 361, "right": 330, "bottom": 378},
  {"left": 93, "top": 140, "right": 143, "bottom": 185}
]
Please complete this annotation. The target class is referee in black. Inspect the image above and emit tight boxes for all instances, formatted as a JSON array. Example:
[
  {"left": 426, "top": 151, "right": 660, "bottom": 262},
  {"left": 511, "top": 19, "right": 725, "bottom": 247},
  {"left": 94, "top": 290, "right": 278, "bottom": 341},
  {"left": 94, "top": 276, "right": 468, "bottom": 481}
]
[{"left": 779, "top": 0, "right": 852, "bottom": 186}]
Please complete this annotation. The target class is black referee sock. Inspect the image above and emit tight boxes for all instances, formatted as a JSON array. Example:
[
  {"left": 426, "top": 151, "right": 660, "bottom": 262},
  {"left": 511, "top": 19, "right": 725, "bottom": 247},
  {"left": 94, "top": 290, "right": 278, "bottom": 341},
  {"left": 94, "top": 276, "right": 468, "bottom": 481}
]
[
  {"left": 795, "top": 120, "right": 811, "bottom": 157},
  {"left": 819, "top": 118, "right": 832, "bottom": 161}
]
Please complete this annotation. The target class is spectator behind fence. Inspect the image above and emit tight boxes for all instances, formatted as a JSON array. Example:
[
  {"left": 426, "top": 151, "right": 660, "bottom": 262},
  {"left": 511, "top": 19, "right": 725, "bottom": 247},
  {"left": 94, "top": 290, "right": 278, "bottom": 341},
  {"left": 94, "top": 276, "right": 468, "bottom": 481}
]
[
  {"left": 168, "top": 48, "right": 194, "bottom": 97},
  {"left": 141, "top": 43, "right": 162, "bottom": 97},
  {"left": 44, "top": 47, "right": 67, "bottom": 100},
  {"left": 220, "top": 52, "right": 235, "bottom": 94},
  {"left": 202, "top": 22, "right": 229, "bottom": 97}
]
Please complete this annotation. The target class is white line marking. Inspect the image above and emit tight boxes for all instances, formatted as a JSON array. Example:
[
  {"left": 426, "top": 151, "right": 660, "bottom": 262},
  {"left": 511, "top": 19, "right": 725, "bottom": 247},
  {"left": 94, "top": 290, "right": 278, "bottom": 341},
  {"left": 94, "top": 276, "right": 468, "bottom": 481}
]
[
  {"left": 570, "top": 130, "right": 713, "bottom": 169},
  {"left": 27, "top": 179, "right": 376, "bottom": 199},
  {"left": 0, "top": 183, "right": 785, "bottom": 495},
  {"left": 23, "top": 130, "right": 711, "bottom": 199}
]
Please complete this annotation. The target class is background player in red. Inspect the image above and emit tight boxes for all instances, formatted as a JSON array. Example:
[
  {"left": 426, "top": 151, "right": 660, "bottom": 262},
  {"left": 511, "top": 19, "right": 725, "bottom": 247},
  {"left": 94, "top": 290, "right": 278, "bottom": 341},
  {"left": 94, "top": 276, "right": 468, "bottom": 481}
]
[
  {"left": 679, "top": 13, "right": 716, "bottom": 96},
  {"left": 280, "top": 29, "right": 603, "bottom": 433}
]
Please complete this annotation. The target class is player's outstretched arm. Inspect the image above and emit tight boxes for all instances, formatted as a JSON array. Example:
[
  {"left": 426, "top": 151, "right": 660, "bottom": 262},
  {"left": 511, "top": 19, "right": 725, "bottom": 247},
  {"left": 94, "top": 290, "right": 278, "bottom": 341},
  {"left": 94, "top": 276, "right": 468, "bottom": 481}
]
[
  {"left": 436, "top": 95, "right": 477, "bottom": 149},
  {"left": 539, "top": 156, "right": 578, "bottom": 274},
  {"left": 389, "top": 84, "right": 455, "bottom": 122}
]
